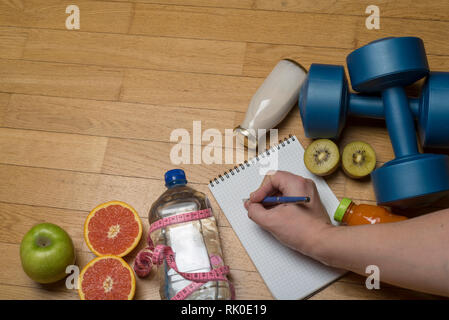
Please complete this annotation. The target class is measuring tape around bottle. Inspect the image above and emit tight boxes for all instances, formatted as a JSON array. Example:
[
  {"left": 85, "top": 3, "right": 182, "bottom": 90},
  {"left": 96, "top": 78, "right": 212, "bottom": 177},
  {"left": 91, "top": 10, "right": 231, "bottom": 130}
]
[{"left": 133, "top": 208, "right": 235, "bottom": 300}]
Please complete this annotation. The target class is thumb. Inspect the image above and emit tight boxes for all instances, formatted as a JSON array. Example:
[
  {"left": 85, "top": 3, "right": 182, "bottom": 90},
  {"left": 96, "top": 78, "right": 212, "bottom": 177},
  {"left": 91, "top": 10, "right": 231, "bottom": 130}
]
[{"left": 246, "top": 202, "right": 272, "bottom": 228}]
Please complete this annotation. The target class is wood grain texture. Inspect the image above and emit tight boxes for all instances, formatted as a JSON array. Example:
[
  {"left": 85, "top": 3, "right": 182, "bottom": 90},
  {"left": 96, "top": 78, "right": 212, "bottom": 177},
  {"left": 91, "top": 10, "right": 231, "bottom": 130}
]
[
  {"left": 0, "top": 163, "right": 233, "bottom": 225},
  {"left": 243, "top": 43, "right": 350, "bottom": 77},
  {"left": 0, "top": 27, "right": 27, "bottom": 59},
  {"left": 130, "top": 4, "right": 358, "bottom": 48},
  {"left": 0, "top": 93, "right": 10, "bottom": 123},
  {"left": 22, "top": 28, "right": 246, "bottom": 75},
  {"left": 110, "top": 0, "right": 449, "bottom": 21},
  {"left": 100, "top": 0, "right": 255, "bottom": 10},
  {"left": 0, "top": 0, "right": 133, "bottom": 33},
  {"left": 102, "top": 138, "right": 232, "bottom": 183},
  {"left": 0, "top": 59, "right": 123, "bottom": 100},
  {"left": 0, "top": 128, "right": 108, "bottom": 172},
  {"left": 1, "top": 1, "right": 448, "bottom": 300},
  {"left": 4, "top": 94, "right": 237, "bottom": 142},
  {"left": 120, "top": 68, "right": 262, "bottom": 111},
  {"left": 254, "top": 0, "right": 449, "bottom": 21},
  {"left": 310, "top": 279, "right": 441, "bottom": 300}
]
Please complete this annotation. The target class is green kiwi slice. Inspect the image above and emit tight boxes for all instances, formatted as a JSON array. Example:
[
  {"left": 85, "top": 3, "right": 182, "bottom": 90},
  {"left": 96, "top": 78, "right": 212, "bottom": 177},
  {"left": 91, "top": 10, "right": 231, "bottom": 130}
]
[
  {"left": 342, "top": 141, "right": 376, "bottom": 179},
  {"left": 304, "top": 139, "right": 340, "bottom": 176}
]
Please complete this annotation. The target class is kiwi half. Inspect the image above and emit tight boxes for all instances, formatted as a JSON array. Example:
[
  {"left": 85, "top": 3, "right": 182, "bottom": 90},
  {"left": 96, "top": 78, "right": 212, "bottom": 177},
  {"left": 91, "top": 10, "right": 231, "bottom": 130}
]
[
  {"left": 342, "top": 141, "right": 376, "bottom": 179},
  {"left": 304, "top": 139, "right": 340, "bottom": 176}
]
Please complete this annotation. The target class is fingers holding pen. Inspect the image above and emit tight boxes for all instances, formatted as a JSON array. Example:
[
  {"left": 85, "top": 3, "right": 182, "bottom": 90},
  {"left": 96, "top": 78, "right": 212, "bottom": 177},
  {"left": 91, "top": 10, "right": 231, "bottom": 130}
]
[{"left": 249, "top": 171, "right": 311, "bottom": 203}]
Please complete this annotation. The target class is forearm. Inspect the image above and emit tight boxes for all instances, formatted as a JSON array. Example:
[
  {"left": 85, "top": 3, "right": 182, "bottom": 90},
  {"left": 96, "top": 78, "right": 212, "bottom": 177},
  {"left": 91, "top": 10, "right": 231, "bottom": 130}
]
[{"left": 309, "top": 208, "right": 449, "bottom": 297}]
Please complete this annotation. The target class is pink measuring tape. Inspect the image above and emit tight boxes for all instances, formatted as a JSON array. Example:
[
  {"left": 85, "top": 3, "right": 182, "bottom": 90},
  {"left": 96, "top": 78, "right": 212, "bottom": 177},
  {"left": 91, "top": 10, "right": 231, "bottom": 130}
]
[{"left": 133, "top": 208, "right": 235, "bottom": 300}]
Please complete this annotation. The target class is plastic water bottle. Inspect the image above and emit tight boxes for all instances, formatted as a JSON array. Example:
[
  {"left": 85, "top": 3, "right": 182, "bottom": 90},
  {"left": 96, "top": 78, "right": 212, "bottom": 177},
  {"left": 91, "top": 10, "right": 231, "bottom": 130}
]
[{"left": 149, "top": 169, "right": 232, "bottom": 300}]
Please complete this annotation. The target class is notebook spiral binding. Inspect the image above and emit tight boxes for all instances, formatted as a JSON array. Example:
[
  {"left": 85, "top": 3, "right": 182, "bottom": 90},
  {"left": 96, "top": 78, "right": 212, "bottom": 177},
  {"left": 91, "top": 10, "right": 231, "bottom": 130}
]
[{"left": 209, "top": 135, "right": 295, "bottom": 187}]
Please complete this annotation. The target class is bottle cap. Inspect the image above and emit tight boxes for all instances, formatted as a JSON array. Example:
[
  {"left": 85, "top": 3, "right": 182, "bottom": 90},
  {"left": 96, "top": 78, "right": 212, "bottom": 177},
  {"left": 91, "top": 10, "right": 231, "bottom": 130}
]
[
  {"left": 334, "top": 198, "right": 353, "bottom": 222},
  {"left": 164, "top": 169, "right": 187, "bottom": 187}
]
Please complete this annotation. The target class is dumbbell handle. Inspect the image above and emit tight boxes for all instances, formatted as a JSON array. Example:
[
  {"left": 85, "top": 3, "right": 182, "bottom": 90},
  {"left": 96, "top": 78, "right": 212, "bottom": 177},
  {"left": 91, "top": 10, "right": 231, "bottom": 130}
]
[
  {"left": 348, "top": 94, "right": 419, "bottom": 119},
  {"left": 383, "top": 87, "right": 420, "bottom": 158}
]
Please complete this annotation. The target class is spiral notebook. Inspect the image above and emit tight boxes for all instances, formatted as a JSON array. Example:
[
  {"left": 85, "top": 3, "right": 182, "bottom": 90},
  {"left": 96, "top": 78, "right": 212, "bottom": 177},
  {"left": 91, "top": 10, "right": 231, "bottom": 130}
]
[{"left": 208, "top": 135, "right": 345, "bottom": 300}]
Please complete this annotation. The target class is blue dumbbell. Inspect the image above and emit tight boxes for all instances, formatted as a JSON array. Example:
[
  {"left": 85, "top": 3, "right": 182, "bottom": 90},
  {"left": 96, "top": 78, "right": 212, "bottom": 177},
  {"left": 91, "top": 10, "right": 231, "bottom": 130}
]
[
  {"left": 346, "top": 37, "right": 449, "bottom": 208},
  {"left": 299, "top": 64, "right": 449, "bottom": 149}
]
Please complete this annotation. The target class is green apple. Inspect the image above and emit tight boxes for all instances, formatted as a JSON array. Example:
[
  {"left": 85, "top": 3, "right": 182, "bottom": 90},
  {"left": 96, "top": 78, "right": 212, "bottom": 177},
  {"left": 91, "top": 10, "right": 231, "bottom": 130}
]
[{"left": 20, "top": 223, "right": 76, "bottom": 284}]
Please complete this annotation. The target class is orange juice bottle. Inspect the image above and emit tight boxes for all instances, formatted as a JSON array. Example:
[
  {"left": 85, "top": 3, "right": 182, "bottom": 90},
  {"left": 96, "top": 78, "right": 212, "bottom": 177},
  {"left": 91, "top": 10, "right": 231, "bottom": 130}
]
[{"left": 334, "top": 198, "right": 407, "bottom": 226}]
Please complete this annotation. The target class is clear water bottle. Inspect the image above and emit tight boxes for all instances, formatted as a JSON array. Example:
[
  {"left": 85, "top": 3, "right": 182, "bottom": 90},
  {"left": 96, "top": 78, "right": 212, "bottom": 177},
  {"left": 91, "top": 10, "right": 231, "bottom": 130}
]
[{"left": 149, "top": 169, "right": 232, "bottom": 300}]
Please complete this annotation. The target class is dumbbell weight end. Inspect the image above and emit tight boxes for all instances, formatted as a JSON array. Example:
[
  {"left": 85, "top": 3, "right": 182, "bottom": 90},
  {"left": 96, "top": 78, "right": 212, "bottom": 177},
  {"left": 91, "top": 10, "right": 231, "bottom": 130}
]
[{"left": 372, "top": 153, "right": 449, "bottom": 208}]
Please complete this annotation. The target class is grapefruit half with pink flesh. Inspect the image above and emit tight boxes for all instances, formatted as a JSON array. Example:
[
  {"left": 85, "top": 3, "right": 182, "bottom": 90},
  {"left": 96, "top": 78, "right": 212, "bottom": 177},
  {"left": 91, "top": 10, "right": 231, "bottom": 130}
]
[
  {"left": 84, "top": 201, "right": 142, "bottom": 257},
  {"left": 78, "top": 255, "right": 135, "bottom": 300}
]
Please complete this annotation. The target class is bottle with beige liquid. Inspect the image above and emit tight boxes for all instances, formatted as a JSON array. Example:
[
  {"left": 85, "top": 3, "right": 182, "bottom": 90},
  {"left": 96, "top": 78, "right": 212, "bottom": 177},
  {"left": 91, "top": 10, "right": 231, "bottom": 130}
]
[{"left": 235, "top": 59, "right": 307, "bottom": 148}]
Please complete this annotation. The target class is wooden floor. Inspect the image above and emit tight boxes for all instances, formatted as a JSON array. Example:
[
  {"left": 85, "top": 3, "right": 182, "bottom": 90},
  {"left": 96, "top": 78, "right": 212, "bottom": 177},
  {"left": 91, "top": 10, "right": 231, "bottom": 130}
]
[{"left": 1, "top": 0, "right": 449, "bottom": 300}]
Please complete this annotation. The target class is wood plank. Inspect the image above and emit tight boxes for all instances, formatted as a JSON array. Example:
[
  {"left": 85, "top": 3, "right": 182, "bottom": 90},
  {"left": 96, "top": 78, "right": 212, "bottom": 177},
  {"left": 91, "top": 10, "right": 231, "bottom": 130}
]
[
  {"left": 128, "top": 4, "right": 449, "bottom": 56},
  {"left": 0, "top": 59, "right": 123, "bottom": 100},
  {"left": 0, "top": 0, "right": 133, "bottom": 33},
  {"left": 0, "top": 164, "right": 233, "bottom": 226},
  {"left": 130, "top": 4, "right": 358, "bottom": 48},
  {"left": 0, "top": 27, "right": 27, "bottom": 59},
  {"left": 109, "top": 0, "right": 449, "bottom": 21},
  {"left": 0, "top": 283, "right": 77, "bottom": 300},
  {"left": 0, "top": 128, "right": 108, "bottom": 172},
  {"left": 23, "top": 28, "right": 246, "bottom": 75},
  {"left": 356, "top": 18, "right": 449, "bottom": 56},
  {"left": 243, "top": 43, "right": 350, "bottom": 77},
  {"left": 243, "top": 43, "right": 449, "bottom": 77},
  {"left": 0, "top": 164, "right": 155, "bottom": 216},
  {"left": 120, "top": 68, "right": 262, "bottom": 111},
  {"left": 254, "top": 0, "right": 449, "bottom": 21},
  {"left": 101, "top": 0, "right": 254, "bottom": 10},
  {"left": 0, "top": 93, "right": 10, "bottom": 124},
  {"left": 102, "top": 138, "right": 233, "bottom": 184},
  {"left": 427, "top": 55, "right": 449, "bottom": 72},
  {"left": 310, "top": 278, "right": 441, "bottom": 300},
  {"left": 4, "top": 94, "right": 237, "bottom": 142},
  {"left": 0, "top": 202, "right": 88, "bottom": 246}
]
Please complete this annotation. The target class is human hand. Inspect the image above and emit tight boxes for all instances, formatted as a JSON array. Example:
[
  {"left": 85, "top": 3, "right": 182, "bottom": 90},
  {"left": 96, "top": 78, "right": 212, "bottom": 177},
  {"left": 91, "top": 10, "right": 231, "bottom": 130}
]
[{"left": 244, "top": 171, "right": 334, "bottom": 258}]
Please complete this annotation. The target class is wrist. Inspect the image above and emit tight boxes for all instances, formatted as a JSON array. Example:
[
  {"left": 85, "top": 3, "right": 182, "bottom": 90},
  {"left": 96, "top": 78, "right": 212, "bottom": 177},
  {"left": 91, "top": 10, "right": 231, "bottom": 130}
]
[{"left": 303, "top": 224, "right": 339, "bottom": 267}]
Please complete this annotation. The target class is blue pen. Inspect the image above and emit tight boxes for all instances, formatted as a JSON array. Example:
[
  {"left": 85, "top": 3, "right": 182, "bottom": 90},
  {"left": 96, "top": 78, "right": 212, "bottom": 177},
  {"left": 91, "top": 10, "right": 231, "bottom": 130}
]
[{"left": 242, "top": 196, "right": 310, "bottom": 205}]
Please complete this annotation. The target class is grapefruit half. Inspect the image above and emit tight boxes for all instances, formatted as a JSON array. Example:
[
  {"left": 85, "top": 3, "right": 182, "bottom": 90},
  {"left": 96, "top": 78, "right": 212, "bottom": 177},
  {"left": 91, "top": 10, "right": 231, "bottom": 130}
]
[
  {"left": 78, "top": 255, "right": 135, "bottom": 300},
  {"left": 84, "top": 201, "right": 142, "bottom": 257}
]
